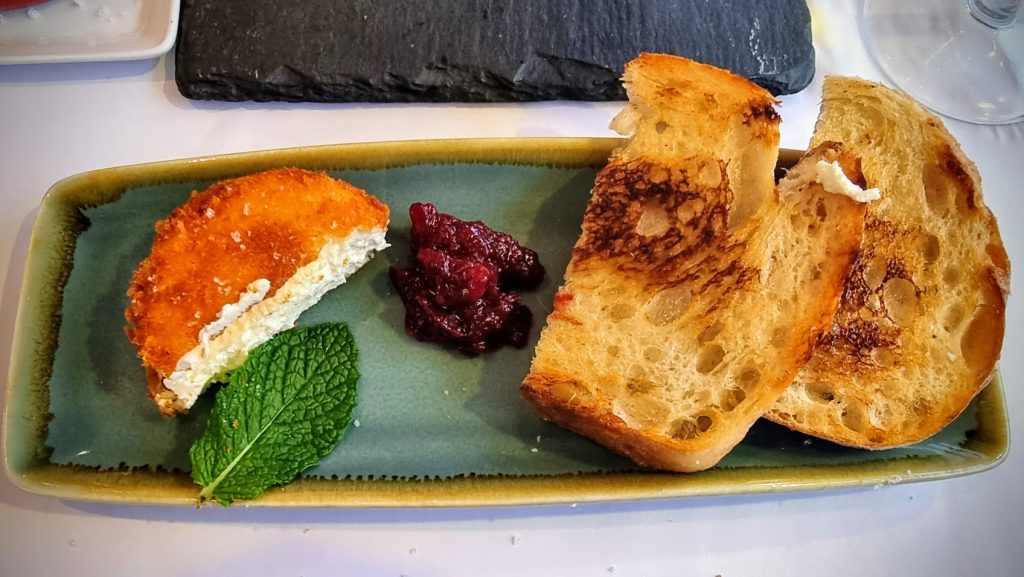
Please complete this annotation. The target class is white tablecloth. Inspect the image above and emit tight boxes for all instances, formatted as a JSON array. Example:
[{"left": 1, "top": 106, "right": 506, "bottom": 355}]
[{"left": 1, "top": 1, "right": 1021, "bottom": 575}]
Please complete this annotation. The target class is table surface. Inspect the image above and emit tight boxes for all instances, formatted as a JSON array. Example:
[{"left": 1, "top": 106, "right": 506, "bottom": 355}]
[{"left": 1, "top": 1, "right": 1022, "bottom": 576}]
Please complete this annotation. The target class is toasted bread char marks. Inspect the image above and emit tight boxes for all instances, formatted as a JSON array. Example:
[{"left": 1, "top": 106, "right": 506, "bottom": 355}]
[
  {"left": 767, "top": 77, "right": 1008, "bottom": 448},
  {"left": 521, "top": 54, "right": 866, "bottom": 472},
  {"left": 743, "top": 101, "right": 782, "bottom": 133},
  {"left": 815, "top": 216, "right": 910, "bottom": 368},
  {"left": 126, "top": 168, "right": 389, "bottom": 416},
  {"left": 573, "top": 158, "right": 759, "bottom": 307},
  {"left": 573, "top": 159, "right": 730, "bottom": 266},
  {"left": 608, "top": 56, "right": 781, "bottom": 234}
]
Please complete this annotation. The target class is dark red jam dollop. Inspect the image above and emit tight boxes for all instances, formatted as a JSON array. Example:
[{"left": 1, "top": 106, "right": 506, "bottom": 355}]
[{"left": 389, "top": 202, "right": 545, "bottom": 355}]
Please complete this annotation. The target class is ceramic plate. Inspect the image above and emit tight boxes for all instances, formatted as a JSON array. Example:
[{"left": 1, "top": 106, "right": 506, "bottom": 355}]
[
  {"left": 2, "top": 138, "right": 1009, "bottom": 507},
  {"left": 0, "top": 0, "right": 178, "bottom": 64}
]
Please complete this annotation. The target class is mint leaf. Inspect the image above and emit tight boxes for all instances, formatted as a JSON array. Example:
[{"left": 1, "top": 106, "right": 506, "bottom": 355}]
[{"left": 189, "top": 323, "right": 359, "bottom": 505}]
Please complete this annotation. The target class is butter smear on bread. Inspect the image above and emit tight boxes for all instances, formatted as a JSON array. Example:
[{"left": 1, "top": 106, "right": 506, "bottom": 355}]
[{"left": 815, "top": 160, "right": 880, "bottom": 203}]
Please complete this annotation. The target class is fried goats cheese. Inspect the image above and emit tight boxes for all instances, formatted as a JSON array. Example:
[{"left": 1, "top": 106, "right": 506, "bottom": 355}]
[{"left": 125, "top": 168, "right": 389, "bottom": 416}]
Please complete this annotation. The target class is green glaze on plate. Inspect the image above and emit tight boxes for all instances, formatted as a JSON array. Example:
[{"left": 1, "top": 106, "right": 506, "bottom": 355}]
[{"left": 2, "top": 138, "right": 1010, "bottom": 507}]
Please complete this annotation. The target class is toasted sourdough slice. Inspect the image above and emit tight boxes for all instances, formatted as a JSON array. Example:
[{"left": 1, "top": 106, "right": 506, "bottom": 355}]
[
  {"left": 520, "top": 53, "right": 867, "bottom": 472},
  {"left": 767, "top": 77, "right": 1009, "bottom": 448},
  {"left": 126, "top": 168, "right": 389, "bottom": 416}
]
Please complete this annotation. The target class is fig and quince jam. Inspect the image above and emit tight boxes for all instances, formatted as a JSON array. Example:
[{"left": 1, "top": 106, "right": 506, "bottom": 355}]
[{"left": 389, "top": 202, "right": 545, "bottom": 355}]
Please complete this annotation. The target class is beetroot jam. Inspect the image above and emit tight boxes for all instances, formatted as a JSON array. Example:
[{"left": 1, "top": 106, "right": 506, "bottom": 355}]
[{"left": 389, "top": 203, "right": 545, "bottom": 355}]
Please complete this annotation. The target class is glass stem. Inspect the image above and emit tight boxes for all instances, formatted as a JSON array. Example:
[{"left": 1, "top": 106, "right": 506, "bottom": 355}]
[{"left": 968, "top": 0, "right": 1022, "bottom": 29}]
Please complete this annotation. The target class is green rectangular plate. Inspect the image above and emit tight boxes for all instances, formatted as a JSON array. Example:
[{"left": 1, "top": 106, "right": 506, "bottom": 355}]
[{"left": 2, "top": 138, "right": 1009, "bottom": 507}]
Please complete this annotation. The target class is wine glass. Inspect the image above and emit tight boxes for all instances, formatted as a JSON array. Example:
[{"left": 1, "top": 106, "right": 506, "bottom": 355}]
[{"left": 861, "top": 0, "right": 1024, "bottom": 125}]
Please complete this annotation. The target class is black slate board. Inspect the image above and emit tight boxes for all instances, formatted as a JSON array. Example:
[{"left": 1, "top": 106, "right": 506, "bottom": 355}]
[{"left": 175, "top": 0, "right": 814, "bottom": 103}]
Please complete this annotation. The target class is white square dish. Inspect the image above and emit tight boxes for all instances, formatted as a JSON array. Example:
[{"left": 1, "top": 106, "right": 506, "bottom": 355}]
[{"left": 0, "top": 0, "right": 178, "bottom": 64}]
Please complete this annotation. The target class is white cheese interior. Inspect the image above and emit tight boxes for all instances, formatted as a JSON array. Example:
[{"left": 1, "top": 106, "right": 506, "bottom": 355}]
[
  {"left": 198, "top": 279, "right": 271, "bottom": 354},
  {"left": 163, "top": 228, "right": 388, "bottom": 408}
]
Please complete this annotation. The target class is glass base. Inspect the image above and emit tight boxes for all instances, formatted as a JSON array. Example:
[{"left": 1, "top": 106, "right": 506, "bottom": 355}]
[{"left": 861, "top": 0, "right": 1024, "bottom": 125}]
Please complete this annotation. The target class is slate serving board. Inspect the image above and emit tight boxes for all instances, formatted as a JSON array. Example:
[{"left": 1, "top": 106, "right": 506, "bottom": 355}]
[{"left": 175, "top": 0, "right": 814, "bottom": 103}]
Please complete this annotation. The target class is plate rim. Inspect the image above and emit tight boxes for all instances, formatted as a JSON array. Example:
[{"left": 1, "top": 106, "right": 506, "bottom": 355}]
[{"left": 2, "top": 137, "right": 1010, "bottom": 507}]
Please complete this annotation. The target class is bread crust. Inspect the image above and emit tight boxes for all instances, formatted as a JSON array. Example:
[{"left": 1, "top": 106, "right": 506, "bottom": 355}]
[
  {"left": 521, "top": 54, "right": 866, "bottom": 472},
  {"left": 766, "top": 77, "right": 1009, "bottom": 448}
]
